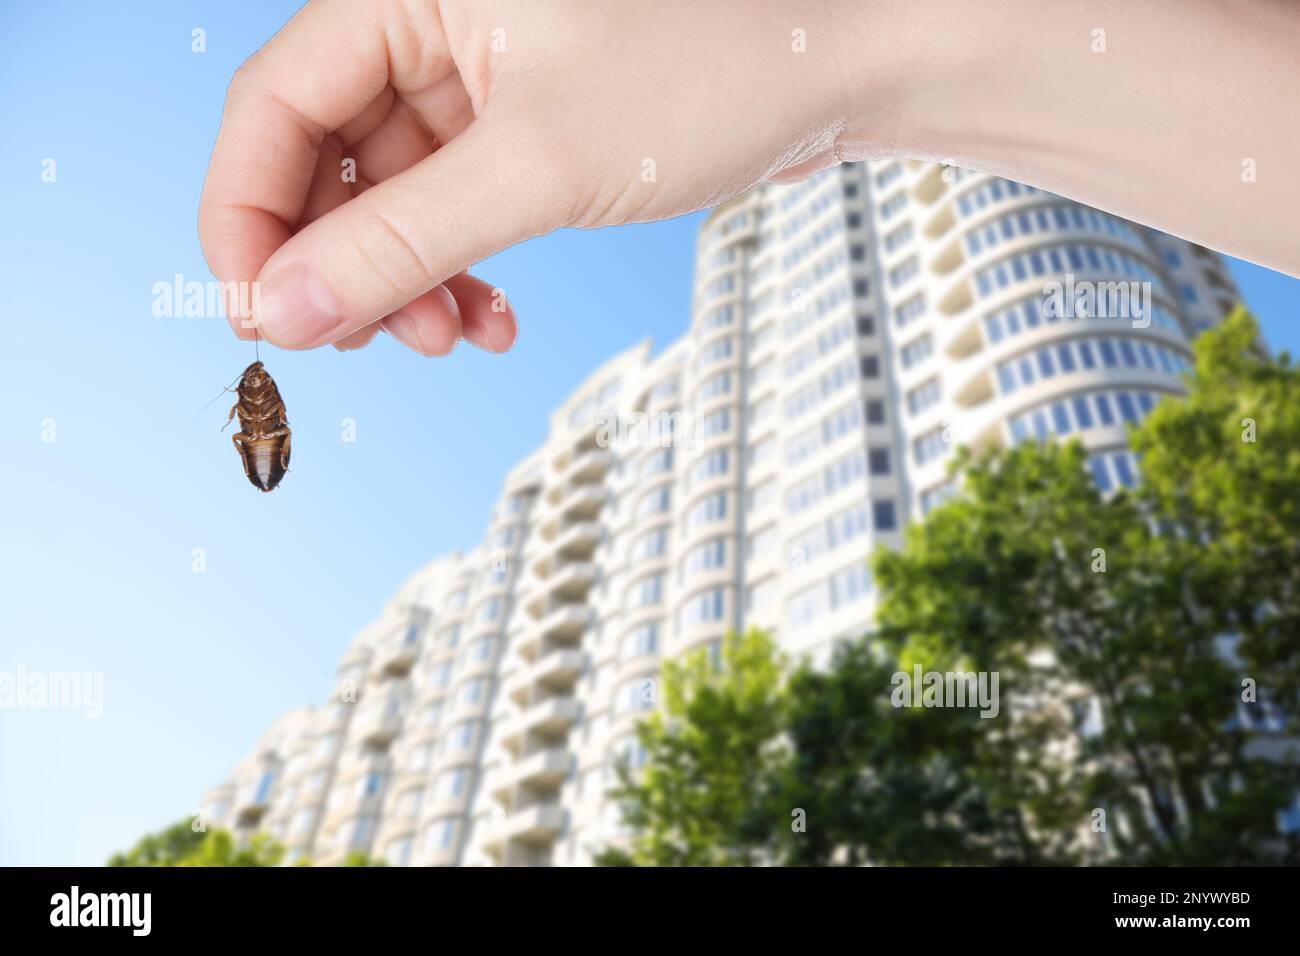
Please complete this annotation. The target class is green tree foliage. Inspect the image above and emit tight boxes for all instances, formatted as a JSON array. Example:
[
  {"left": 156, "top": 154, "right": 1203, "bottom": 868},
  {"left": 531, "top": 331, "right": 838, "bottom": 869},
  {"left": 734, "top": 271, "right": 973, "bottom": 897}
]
[
  {"left": 595, "top": 630, "right": 788, "bottom": 866},
  {"left": 108, "top": 820, "right": 284, "bottom": 867},
  {"left": 601, "top": 308, "right": 1300, "bottom": 866},
  {"left": 108, "top": 820, "right": 385, "bottom": 867}
]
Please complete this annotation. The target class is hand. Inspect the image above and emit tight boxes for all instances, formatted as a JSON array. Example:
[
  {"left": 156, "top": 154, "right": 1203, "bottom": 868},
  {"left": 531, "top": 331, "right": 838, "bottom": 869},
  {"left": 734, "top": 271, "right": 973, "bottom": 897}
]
[
  {"left": 198, "top": 0, "right": 867, "bottom": 354},
  {"left": 199, "top": 0, "right": 1300, "bottom": 358}
]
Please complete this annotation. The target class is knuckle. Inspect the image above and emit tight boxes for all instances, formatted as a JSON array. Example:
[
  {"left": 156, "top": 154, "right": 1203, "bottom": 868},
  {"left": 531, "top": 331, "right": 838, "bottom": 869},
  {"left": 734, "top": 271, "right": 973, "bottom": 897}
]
[{"left": 352, "top": 207, "right": 436, "bottom": 301}]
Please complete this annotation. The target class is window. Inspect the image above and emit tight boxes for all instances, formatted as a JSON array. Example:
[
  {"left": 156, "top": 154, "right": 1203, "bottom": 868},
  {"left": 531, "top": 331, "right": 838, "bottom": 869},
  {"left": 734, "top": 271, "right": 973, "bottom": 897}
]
[
  {"left": 636, "top": 486, "right": 671, "bottom": 518},
  {"left": 829, "top": 563, "right": 873, "bottom": 608},
  {"left": 913, "top": 428, "right": 948, "bottom": 466},
  {"left": 631, "top": 573, "right": 664, "bottom": 607},
  {"left": 900, "top": 334, "right": 933, "bottom": 369},
  {"left": 630, "top": 527, "right": 668, "bottom": 561},
  {"left": 464, "top": 636, "right": 496, "bottom": 663},
  {"left": 884, "top": 221, "right": 914, "bottom": 252},
  {"left": 700, "top": 407, "right": 732, "bottom": 437},
  {"left": 425, "top": 818, "right": 457, "bottom": 853},
  {"left": 622, "top": 622, "right": 659, "bottom": 660},
  {"left": 894, "top": 293, "right": 925, "bottom": 327},
  {"left": 684, "top": 538, "right": 727, "bottom": 578},
  {"left": 868, "top": 448, "right": 891, "bottom": 476},
  {"left": 434, "top": 768, "right": 467, "bottom": 801},
  {"left": 680, "top": 588, "right": 726, "bottom": 629},
  {"left": 690, "top": 448, "right": 730, "bottom": 487},
  {"left": 640, "top": 446, "right": 674, "bottom": 477},
  {"left": 879, "top": 191, "right": 908, "bottom": 219},
  {"left": 824, "top": 448, "right": 867, "bottom": 496},
  {"left": 458, "top": 677, "right": 487, "bottom": 709},
  {"left": 920, "top": 482, "right": 956, "bottom": 515},
  {"left": 787, "top": 583, "right": 827, "bottom": 629},
  {"left": 385, "top": 837, "right": 414, "bottom": 867},
  {"left": 786, "top": 473, "right": 823, "bottom": 516},
  {"left": 873, "top": 500, "right": 898, "bottom": 531},
  {"left": 698, "top": 335, "right": 735, "bottom": 369},
  {"left": 865, "top": 400, "right": 886, "bottom": 425},
  {"left": 907, "top": 378, "right": 941, "bottom": 415},
  {"left": 888, "top": 256, "right": 920, "bottom": 288},
  {"left": 687, "top": 492, "right": 728, "bottom": 529},
  {"left": 443, "top": 721, "right": 476, "bottom": 753},
  {"left": 861, "top": 355, "right": 881, "bottom": 379}
]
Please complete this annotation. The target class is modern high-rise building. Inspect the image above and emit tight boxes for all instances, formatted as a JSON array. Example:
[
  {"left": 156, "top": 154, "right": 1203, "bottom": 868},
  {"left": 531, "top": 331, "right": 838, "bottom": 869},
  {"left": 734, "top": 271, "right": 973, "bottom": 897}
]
[{"left": 200, "top": 160, "right": 1243, "bottom": 866}]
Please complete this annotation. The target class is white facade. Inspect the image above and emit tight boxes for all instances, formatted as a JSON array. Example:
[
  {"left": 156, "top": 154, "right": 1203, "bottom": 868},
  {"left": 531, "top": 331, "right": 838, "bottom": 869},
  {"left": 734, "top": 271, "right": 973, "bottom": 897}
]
[{"left": 201, "top": 161, "right": 1241, "bottom": 865}]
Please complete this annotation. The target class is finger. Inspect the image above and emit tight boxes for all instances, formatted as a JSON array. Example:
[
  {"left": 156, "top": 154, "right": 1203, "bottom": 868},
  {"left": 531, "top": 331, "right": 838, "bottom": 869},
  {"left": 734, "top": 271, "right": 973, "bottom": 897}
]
[
  {"left": 333, "top": 321, "right": 382, "bottom": 352},
  {"left": 346, "top": 99, "right": 437, "bottom": 191},
  {"left": 445, "top": 273, "right": 518, "bottom": 353},
  {"left": 251, "top": 104, "right": 570, "bottom": 349},
  {"left": 381, "top": 284, "right": 462, "bottom": 357},
  {"left": 298, "top": 135, "right": 353, "bottom": 229},
  {"left": 198, "top": 0, "right": 454, "bottom": 337}
]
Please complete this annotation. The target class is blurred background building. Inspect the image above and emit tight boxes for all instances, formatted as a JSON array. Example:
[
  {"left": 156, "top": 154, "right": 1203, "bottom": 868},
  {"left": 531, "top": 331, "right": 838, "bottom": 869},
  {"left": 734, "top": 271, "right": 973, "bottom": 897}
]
[{"left": 199, "top": 159, "right": 1242, "bottom": 865}]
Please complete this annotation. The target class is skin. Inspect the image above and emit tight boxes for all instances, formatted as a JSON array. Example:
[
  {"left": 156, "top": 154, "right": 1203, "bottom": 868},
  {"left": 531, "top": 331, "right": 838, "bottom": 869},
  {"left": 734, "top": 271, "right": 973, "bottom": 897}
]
[{"left": 198, "top": 0, "right": 1300, "bottom": 357}]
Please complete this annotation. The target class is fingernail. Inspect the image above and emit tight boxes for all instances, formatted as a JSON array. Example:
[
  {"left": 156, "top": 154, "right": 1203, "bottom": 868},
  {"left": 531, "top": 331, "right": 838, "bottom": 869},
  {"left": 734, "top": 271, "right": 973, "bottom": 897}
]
[
  {"left": 383, "top": 307, "right": 426, "bottom": 354},
  {"left": 257, "top": 262, "right": 345, "bottom": 348}
]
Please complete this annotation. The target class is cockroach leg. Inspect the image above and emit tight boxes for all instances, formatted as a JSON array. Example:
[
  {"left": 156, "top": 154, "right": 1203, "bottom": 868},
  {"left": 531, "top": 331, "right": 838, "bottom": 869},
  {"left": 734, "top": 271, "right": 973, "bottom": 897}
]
[{"left": 231, "top": 433, "right": 253, "bottom": 478}]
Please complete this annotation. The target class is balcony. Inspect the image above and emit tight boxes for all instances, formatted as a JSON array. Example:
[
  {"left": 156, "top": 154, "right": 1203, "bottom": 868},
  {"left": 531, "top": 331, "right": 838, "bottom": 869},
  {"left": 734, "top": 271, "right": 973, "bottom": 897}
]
[
  {"left": 352, "top": 701, "right": 404, "bottom": 747},
  {"left": 561, "top": 447, "right": 613, "bottom": 485},
  {"left": 374, "top": 634, "right": 420, "bottom": 677},
  {"left": 505, "top": 649, "right": 586, "bottom": 706},
  {"left": 480, "top": 804, "right": 566, "bottom": 850},
  {"left": 551, "top": 520, "right": 602, "bottom": 560},
  {"left": 557, "top": 484, "right": 608, "bottom": 523},
  {"left": 233, "top": 776, "right": 275, "bottom": 825},
  {"left": 517, "top": 604, "right": 592, "bottom": 659},
  {"left": 538, "top": 604, "right": 591, "bottom": 641},
  {"left": 499, "top": 697, "right": 581, "bottom": 749},
  {"left": 490, "top": 747, "right": 572, "bottom": 800},
  {"left": 546, "top": 561, "right": 597, "bottom": 601}
]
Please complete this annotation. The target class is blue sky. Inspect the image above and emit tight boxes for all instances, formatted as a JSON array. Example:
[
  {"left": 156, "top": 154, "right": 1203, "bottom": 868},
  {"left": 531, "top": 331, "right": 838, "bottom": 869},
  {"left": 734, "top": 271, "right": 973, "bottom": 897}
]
[{"left": 0, "top": 1, "right": 1296, "bottom": 867}]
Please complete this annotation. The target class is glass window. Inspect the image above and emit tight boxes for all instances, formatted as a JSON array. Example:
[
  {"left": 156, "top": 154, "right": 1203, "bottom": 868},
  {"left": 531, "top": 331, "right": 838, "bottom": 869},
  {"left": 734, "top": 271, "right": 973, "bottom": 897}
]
[{"left": 1072, "top": 396, "right": 1094, "bottom": 429}]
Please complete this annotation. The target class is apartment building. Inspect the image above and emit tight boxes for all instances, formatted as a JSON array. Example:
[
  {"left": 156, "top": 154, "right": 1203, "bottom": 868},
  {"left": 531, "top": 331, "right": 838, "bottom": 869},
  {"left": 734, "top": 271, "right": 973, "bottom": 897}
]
[{"left": 200, "top": 160, "right": 1242, "bottom": 865}]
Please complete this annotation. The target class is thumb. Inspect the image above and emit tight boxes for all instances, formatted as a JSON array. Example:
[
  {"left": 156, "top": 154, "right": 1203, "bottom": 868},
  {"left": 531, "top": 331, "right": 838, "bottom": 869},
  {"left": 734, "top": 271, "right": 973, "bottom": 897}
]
[{"left": 252, "top": 115, "right": 569, "bottom": 349}]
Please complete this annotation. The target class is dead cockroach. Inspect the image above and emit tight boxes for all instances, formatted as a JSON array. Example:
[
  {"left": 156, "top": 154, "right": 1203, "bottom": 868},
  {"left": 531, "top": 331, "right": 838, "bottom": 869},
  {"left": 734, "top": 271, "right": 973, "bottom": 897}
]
[{"left": 223, "top": 360, "right": 291, "bottom": 492}]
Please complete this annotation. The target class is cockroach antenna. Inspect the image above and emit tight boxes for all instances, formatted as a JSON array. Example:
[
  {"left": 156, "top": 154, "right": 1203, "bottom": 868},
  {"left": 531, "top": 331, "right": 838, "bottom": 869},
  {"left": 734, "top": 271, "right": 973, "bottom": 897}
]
[{"left": 191, "top": 372, "right": 243, "bottom": 419}]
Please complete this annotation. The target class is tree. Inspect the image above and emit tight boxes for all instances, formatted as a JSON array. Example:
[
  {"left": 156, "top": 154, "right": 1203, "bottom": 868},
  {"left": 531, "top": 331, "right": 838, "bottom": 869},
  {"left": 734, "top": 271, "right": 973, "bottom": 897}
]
[
  {"left": 109, "top": 820, "right": 284, "bottom": 867},
  {"left": 1130, "top": 307, "right": 1300, "bottom": 723},
  {"left": 108, "top": 820, "right": 385, "bottom": 866},
  {"left": 768, "top": 638, "right": 1082, "bottom": 866},
  {"left": 600, "top": 309, "right": 1300, "bottom": 866},
  {"left": 595, "top": 630, "right": 788, "bottom": 866}
]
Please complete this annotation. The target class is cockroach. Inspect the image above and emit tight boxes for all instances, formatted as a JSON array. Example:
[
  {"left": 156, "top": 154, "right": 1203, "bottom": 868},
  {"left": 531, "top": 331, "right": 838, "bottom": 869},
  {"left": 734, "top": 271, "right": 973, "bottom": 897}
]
[{"left": 224, "top": 360, "right": 291, "bottom": 492}]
